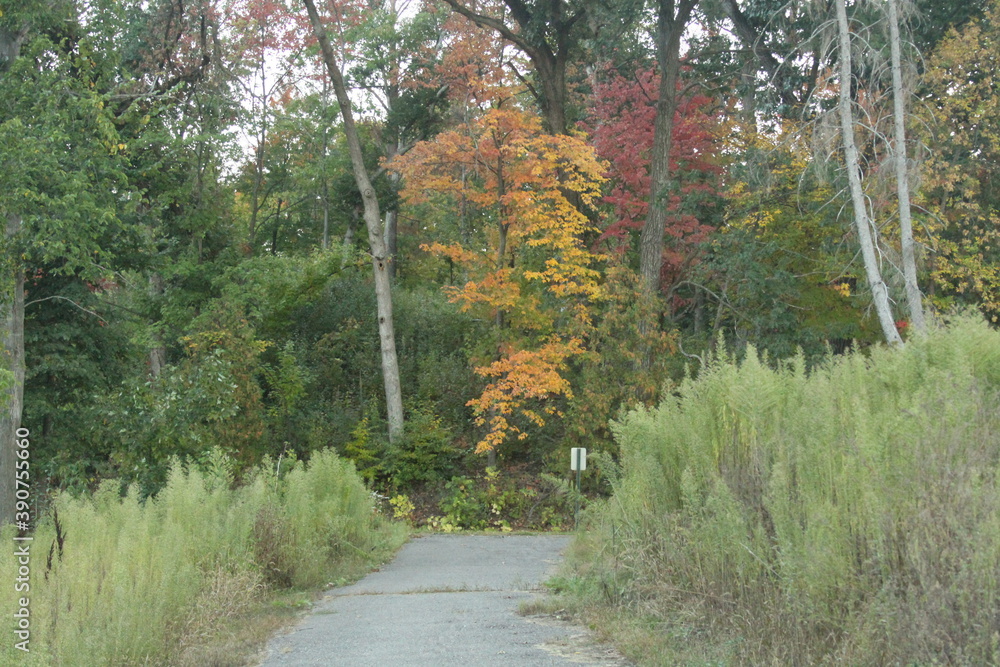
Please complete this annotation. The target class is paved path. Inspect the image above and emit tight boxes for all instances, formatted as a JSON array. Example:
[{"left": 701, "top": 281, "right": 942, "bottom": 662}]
[{"left": 257, "top": 534, "right": 628, "bottom": 666}]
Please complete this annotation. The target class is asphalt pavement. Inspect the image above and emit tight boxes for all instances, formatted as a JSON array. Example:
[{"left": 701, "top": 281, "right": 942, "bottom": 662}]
[{"left": 256, "top": 533, "right": 629, "bottom": 666}]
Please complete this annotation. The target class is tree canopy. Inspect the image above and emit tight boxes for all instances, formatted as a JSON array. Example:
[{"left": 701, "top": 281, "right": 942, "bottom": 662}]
[{"left": 0, "top": 0, "right": 996, "bottom": 526}]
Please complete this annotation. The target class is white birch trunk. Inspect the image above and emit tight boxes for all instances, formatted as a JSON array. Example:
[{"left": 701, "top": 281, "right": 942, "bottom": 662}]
[
  {"left": 304, "top": 0, "right": 404, "bottom": 442},
  {"left": 836, "top": 0, "right": 903, "bottom": 346},
  {"left": 888, "top": 0, "right": 926, "bottom": 333}
]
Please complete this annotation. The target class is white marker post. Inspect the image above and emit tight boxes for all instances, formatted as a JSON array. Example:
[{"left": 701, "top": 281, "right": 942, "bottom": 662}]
[{"left": 571, "top": 448, "right": 586, "bottom": 528}]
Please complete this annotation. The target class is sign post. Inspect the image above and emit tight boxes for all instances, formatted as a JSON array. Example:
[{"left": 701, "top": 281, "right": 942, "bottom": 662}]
[{"left": 570, "top": 448, "right": 586, "bottom": 528}]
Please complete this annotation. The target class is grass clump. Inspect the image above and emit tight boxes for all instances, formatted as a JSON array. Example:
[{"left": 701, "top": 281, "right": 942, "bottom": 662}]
[
  {"left": 0, "top": 447, "right": 406, "bottom": 666},
  {"left": 559, "top": 315, "right": 1000, "bottom": 665}
]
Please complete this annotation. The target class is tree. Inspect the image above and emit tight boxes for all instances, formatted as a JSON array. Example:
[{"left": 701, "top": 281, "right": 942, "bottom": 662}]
[
  {"left": 302, "top": 0, "right": 404, "bottom": 442},
  {"left": 835, "top": 0, "right": 902, "bottom": 346},
  {"left": 586, "top": 66, "right": 722, "bottom": 294},
  {"left": 638, "top": 0, "right": 698, "bottom": 294},
  {"left": 919, "top": 0, "right": 1000, "bottom": 320},
  {"left": 231, "top": 0, "right": 297, "bottom": 249},
  {"left": 0, "top": 2, "right": 132, "bottom": 522},
  {"left": 887, "top": 0, "right": 926, "bottom": 333},
  {"left": 391, "top": 103, "right": 606, "bottom": 455},
  {"left": 911, "top": 0, "right": 990, "bottom": 53},
  {"left": 716, "top": 0, "right": 828, "bottom": 119},
  {"left": 0, "top": 1, "right": 35, "bottom": 528},
  {"left": 705, "top": 120, "right": 875, "bottom": 356},
  {"left": 347, "top": 0, "right": 448, "bottom": 279},
  {"left": 437, "top": 0, "right": 593, "bottom": 135},
  {"left": 229, "top": 0, "right": 301, "bottom": 249}
]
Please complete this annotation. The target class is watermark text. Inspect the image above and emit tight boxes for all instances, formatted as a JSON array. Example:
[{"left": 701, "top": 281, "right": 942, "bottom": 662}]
[{"left": 12, "top": 427, "right": 31, "bottom": 652}]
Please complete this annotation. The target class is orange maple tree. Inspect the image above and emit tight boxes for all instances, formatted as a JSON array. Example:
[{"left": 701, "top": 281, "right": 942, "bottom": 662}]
[{"left": 391, "top": 101, "right": 606, "bottom": 453}]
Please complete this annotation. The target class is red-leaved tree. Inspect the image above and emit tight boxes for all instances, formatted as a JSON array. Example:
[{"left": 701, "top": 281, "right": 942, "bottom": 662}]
[{"left": 585, "top": 68, "right": 723, "bottom": 293}]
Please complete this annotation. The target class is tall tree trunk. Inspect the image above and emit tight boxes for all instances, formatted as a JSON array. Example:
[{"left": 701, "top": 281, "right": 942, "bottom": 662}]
[
  {"left": 322, "top": 187, "right": 330, "bottom": 251},
  {"left": 888, "top": 0, "right": 926, "bottom": 333},
  {"left": 693, "top": 286, "right": 705, "bottom": 334},
  {"left": 149, "top": 273, "right": 167, "bottom": 378},
  {"left": 1, "top": 28, "right": 27, "bottom": 526},
  {"left": 271, "top": 197, "right": 283, "bottom": 256},
  {"left": 384, "top": 209, "right": 398, "bottom": 281},
  {"left": 438, "top": 0, "right": 575, "bottom": 136},
  {"left": 321, "top": 77, "right": 332, "bottom": 251},
  {"left": 495, "top": 156, "right": 509, "bottom": 330},
  {"left": 835, "top": 0, "right": 903, "bottom": 346},
  {"left": 0, "top": 25, "right": 28, "bottom": 75},
  {"left": 0, "top": 214, "right": 25, "bottom": 526},
  {"left": 638, "top": 0, "right": 698, "bottom": 294},
  {"left": 536, "top": 52, "right": 568, "bottom": 136},
  {"left": 718, "top": 0, "right": 805, "bottom": 114},
  {"left": 382, "top": 89, "right": 401, "bottom": 280},
  {"left": 248, "top": 58, "right": 267, "bottom": 247},
  {"left": 304, "top": 0, "right": 404, "bottom": 442},
  {"left": 342, "top": 207, "right": 358, "bottom": 269}
]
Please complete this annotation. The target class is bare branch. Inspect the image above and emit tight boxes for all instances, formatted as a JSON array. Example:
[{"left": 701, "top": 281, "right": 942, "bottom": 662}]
[
  {"left": 24, "top": 296, "right": 107, "bottom": 323},
  {"left": 438, "top": 0, "right": 540, "bottom": 63}
]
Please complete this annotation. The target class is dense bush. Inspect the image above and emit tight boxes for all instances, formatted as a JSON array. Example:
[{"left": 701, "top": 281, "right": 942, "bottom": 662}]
[
  {"left": 563, "top": 316, "right": 1000, "bottom": 665},
  {"left": 423, "top": 466, "right": 575, "bottom": 531},
  {"left": 0, "top": 449, "right": 406, "bottom": 666},
  {"left": 385, "top": 405, "right": 463, "bottom": 488}
]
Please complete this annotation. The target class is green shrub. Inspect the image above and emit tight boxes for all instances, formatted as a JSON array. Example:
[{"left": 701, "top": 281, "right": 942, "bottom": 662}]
[
  {"left": 387, "top": 405, "right": 462, "bottom": 489},
  {"left": 0, "top": 447, "right": 406, "bottom": 665},
  {"left": 440, "top": 476, "right": 487, "bottom": 529},
  {"left": 278, "top": 448, "right": 389, "bottom": 588},
  {"left": 342, "top": 416, "right": 385, "bottom": 485},
  {"left": 565, "top": 315, "right": 1000, "bottom": 665},
  {"left": 435, "top": 467, "right": 574, "bottom": 531}
]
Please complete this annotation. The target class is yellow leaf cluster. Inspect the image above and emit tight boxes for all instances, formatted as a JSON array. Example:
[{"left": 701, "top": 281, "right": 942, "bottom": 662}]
[
  {"left": 466, "top": 337, "right": 586, "bottom": 453},
  {"left": 918, "top": 1, "right": 1000, "bottom": 318},
  {"left": 393, "top": 107, "right": 607, "bottom": 311}
]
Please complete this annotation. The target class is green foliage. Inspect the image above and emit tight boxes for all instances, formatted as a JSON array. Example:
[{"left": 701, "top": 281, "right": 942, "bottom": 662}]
[
  {"left": 435, "top": 467, "right": 573, "bottom": 531},
  {"left": 41, "top": 251, "right": 489, "bottom": 502},
  {"left": 440, "top": 475, "right": 488, "bottom": 530},
  {"left": 263, "top": 341, "right": 310, "bottom": 417},
  {"left": 262, "top": 340, "right": 313, "bottom": 448},
  {"left": 278, "top": 276, "right": 481, "bottom": 461},
  {"left": 21, "top": 274, "right": 140, "bottom": 489},
  {"left": 278, "top": 448, "right": 394, "bottom": 588},
  {"left": 343, "top": 416, "right": 383, "bottom": 485},
  {"left": 0, "top": 29, "right": 131, "bottom": 279},
  {"left": 919, "top": 1, "right": 1000, "bottom": 321},
  {"left": 564, "top": 315, "right": 1000, "bottom": 664},
  {"left": 388, "top": 494, "right": 416, "bottom": 522},
  {"left": 90, "top": 298, "right": 269, "bottom": 495},
  {"left": 0, "top": 448, "right": 406, "bottom": 666},
  {"left": 562, "top": 265, "right": 675, "bottom": 450},
  {"left": 387, "top": 404, "right": 461, "bottom": 489},
  {"left": 696, "top": 130, "right": 876, "bottom": 360}
]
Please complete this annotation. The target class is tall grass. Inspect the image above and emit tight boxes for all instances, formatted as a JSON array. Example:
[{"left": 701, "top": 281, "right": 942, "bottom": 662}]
[
  {"left": 567, "top": 316, "right": 1000, "bottom": 664},
  {"left": 0, "top": 448, "right": 406, "bottom": 666}
]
